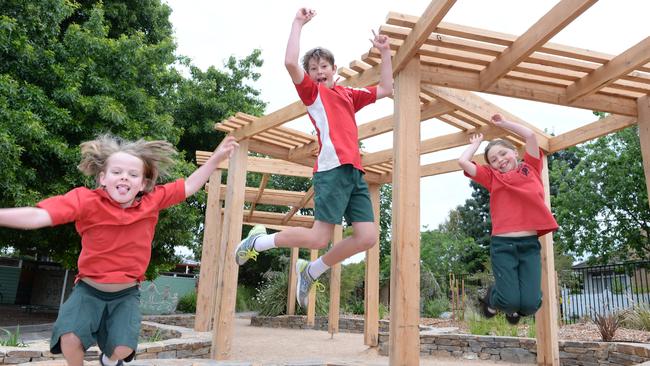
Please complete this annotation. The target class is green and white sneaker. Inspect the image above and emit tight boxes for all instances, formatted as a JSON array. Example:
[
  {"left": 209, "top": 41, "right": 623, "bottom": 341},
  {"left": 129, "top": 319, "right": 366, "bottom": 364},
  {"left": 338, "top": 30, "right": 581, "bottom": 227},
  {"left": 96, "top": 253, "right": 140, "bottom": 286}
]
[
  {"left": 234, "top": 225, "right": 267, "bottom": 266},
  {"left": 296, "top": 259, "right": 314, "bottom": 308}
]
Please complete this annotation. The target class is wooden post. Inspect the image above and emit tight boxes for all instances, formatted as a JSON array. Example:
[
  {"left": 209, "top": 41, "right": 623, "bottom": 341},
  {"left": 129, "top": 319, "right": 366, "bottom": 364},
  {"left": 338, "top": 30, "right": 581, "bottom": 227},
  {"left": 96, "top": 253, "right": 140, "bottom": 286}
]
[
  {"left": 389, "top": 56, "right": 421, "bottom": 366},
  {"left": 306, "top": 249, "right": 319, "bottom": 326},
  {"left": 329, "top": 225, "right": 343, "bottom": 335},
  {"left": 287, "top": 247, "right": 299, "bottom": 315},
  {"left": 535, "top": 155, "right": 560, "bottom": 366},
  {"left": 211, "top": 139, "right": 248, "bottom": 360},
  {"left": 195, "top": 170, "right": 223, "bottom": 331},
  {"left": 365, "top": 183, "right": 381, "bottom": 346},
  {"left": 638, "top": 95, "right": 650, "bottom": 208}
]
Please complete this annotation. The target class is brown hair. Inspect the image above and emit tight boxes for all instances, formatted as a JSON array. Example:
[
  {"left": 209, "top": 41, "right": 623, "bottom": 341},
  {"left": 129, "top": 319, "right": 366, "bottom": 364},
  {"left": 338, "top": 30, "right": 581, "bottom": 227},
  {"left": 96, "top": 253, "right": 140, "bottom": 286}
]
[
  {"left": 78, "top": 134, "right": 177, "bottom": 192},
  {"left": 301, "top": 47, "right": 335, "bottom": 71},
  {"left": 483, "top": 139, "right": 517, "bottom": 163}
]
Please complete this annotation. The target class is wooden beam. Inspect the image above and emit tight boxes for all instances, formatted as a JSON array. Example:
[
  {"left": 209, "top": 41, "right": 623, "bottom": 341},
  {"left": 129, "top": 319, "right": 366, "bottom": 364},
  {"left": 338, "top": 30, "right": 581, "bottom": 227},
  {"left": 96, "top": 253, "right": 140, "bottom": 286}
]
[
  {"left": 197, "top": 153, "right": 314, "bottom": 178},
  {"left": 288, "top": 142, "right": 319, "bottom": 161},
  {"left": 420, "top": 154, "right": 486, "bottom": 177},
  {"left": 247, "top": 173, "right": 269, "bottom": 219},
  {"left": 243, "top": 210, "right": 314, "bottom": 228},
  {"left": 306, "top": 249, "right": 319, "bottom": 326},
  {"left": 281, "top": 186, "right": 315, "bottom": 225},
  {"left": 194, "top": 169, "right": 223, "bottom": 332},
  {"left": 478, "top": 0, "right": 596, "bottom": 90},
  {"left": 214, "top": 185, "right": 315, "bottom": 208},
  {"left": 549, "top": 114, "right": 637, "bottom": 152},
  {"left": 639, "top": 95, "right": 650, "bottom": 208},
  {"left": 211, "top": 140, "right": 248, "bottom": 360},
  {"left": 287, "top": 247, "right": 299, "bottom": 315},
  {"left": 365, "top": 184, "right": 381, "bottom": 346},
  {"left": 535, "top": 155, "right": 560, "bottom": 366},
  {"left": 391, "top": 0, "right": 456, "bottom": 75},
  {"left": 328, "top": 226, "right": 343, "bottom": 335},
  {"left": 420, "top": 64, "right": 638, "bottom": 116},
  {"left": 389, "top": 56, "right": 421, "bottom": 366},
  {"left": 564, "top": 37, "right": 650, "bottom": 103},
  {"left": 230, "top": 101, "right": 306, "bottom": 140}
]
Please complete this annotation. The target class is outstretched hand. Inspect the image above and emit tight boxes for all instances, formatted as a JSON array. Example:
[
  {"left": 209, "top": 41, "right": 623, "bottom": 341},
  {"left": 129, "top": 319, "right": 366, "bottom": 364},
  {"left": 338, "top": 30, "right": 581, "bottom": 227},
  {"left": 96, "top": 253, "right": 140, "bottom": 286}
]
[
  {"left": 295, "top": 8, "right": 316, "bottom": 25},
  {"left": 469, "top": 133, "right": 484, "bottom": 145},
  {"left": 490, "top": 113, "right": 505, "bottom": 126},
  {"left": 370, "top": 29, "right": 390, "bottom": 51},
  {"left": 215, "top": 136, "right": 239, "bottom": 160}
]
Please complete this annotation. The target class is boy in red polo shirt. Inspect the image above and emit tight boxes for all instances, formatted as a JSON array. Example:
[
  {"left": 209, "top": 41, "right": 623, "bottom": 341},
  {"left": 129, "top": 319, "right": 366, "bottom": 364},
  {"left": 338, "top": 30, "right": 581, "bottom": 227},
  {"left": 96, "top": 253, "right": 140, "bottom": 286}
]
[
  {"left": 0, "top": 134, "right": 238, "bottom": 366},
  {"left": 235, "top": 8, "right": 393, "bottom": 309},
  {"left": 458, "top": 113, "right": 558, "bottom": 325}
]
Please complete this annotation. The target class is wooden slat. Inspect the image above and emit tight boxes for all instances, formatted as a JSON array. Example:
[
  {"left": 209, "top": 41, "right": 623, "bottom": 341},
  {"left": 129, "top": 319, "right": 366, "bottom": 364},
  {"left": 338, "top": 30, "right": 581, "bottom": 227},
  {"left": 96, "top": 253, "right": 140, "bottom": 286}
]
[
  {"left": 306, "top": 249, "right": 319, "bottom": 326},
  {"left": 391, "top": 0, "right": 456, "bottom": 75},
  {"left": 214, "top": 185, "right": 315, "bottom": 208},
  {"left": 479, "top": 0, "right": 596, "bottom": 90},
  {"left": 420, "top": 154, "right": 485, "bottom": 177},
  {"left": 549, "top": 114, "right": 637, "bottom": 152},
  {"left": 389, "top": 56, "right": 421, "bottom": 366},
  {"left": 243, "top": 210, "right": 314, "bottom": 228},
  {"left": 281, "top": 186, "right": 315, "bottom": 225},
  {"left": 230, "top": 101, "right": 306, "bottom": 140},
  {"left": 564, "top": 37, "right": 650, "bottom": 103},
  {"left": 197, "top": 153, "right": 313, "bottom": 178},
  {"left": 420, "top": 64, "right": 638, "bottom": 116},
  {"left": 247, "top": 174, "right": 269, "bottom": 219},
  {"left": 328, "top": 225, "right": 343, "bottom": 335},
  {"left": 365, "top": 184, "right": 381, "bottom": 346},
  {"left": 287, "top": 247, "right": 299, "bottom": 315},
  {"left": 288, "top": 141, "right": 319, "bottom": 161},
  {"left": 194, "top": 169, "right": 223, "bottom": 332},
  {"left": 211, "top": 140, "right": 248, "bottom": 359},
  {"left": 639, "top": 96, "right": 650, "bottom": 208}
]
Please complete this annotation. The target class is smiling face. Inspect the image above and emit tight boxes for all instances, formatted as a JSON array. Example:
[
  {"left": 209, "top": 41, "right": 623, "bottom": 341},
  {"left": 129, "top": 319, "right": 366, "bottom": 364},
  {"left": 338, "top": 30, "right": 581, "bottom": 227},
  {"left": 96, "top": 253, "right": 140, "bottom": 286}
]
[
  {"left": 486, "top": 144, "right": 519, "bottom": 173},
  {"left": 307, "top": 57, "right": 337, "bottom": 88},
  {"left": 99, "top": 152, "right": 146, "bottom": 208}
]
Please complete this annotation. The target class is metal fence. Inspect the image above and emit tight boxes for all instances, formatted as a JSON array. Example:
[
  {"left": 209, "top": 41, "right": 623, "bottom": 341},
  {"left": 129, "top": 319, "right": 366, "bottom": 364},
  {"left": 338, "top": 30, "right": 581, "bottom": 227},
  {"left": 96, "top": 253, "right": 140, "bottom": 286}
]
[{"left": 557, "top": 260, "right": 650, "bottom": 324}]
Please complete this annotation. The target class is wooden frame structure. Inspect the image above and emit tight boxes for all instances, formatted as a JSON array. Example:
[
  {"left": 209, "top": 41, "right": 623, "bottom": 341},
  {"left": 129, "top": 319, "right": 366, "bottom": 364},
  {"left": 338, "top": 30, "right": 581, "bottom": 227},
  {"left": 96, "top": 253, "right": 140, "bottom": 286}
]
[{"left": 194, "top": 1, "right": 650, "bottom": 365}]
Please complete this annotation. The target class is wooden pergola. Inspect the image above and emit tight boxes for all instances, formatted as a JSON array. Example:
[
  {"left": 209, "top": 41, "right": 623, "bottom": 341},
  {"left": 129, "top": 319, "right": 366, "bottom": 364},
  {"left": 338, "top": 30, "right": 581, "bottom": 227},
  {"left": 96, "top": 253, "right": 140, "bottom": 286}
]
[{"left": 192, "top": 0, "right": 650, "bottom": 365}]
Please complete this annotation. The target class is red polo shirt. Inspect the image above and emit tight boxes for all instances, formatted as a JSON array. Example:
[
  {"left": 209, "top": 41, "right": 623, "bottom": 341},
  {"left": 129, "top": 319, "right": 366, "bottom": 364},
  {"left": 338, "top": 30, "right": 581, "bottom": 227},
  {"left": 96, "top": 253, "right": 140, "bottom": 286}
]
[
  {"left": 295, "top": 74, "right": 377, "bottom": 172},
  {"left": 37, "top": 179, "right": 186, "bottom": 283},
  {"left": 465, "top": 150, "right": 558, "bottom": 237}
]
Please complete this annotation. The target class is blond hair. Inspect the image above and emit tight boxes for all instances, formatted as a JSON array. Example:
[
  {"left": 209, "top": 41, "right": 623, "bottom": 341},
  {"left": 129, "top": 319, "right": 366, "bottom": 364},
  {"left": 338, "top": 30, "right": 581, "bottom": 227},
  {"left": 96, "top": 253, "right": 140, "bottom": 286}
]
[
  {"left": 483, "top": 139, "right": 517, "bottom": 162},
  {"left": 78, "top": 134, "right": 177, "bottom": 192}
]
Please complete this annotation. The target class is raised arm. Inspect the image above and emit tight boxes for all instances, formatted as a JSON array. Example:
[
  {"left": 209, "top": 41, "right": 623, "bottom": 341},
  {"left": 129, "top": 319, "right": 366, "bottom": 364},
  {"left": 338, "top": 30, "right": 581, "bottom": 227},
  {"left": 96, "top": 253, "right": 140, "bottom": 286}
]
[
  {"left": 184, "top": 136, "right": 239, "bottom": 198},
  {"left": 0, "top": 207, "right": 53, "bottom": 229},
  {"left": 371, "top": 30, "right": 393, "bottom": 99},
  {"left": 490, "top": 114, "right": 539, "bottom": 158},
  {"left": 285, "top": 8, "right": 315, "bottom": 84},
  {"left": 458, "top": 133, "right": 484, "bottom": 177}
]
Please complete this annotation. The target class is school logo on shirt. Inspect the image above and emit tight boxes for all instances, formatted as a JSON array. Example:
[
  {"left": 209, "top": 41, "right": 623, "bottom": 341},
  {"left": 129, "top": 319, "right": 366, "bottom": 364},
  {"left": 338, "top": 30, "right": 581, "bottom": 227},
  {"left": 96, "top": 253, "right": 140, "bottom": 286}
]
[{"left": 519, "top": 165, "right": 530, "bottom": 176}]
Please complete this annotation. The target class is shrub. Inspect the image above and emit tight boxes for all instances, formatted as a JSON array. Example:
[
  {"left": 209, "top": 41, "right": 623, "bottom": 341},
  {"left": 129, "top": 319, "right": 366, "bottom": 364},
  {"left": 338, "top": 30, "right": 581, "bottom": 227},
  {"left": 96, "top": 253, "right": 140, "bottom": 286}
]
[
  {"left": 236, "top": 285, "right": 258, "bottom": 312},
  {"left": 593, "top": 311, "right": 621, "bottom": 342},
  {"left": 176, "top": 291, "right": 197, "bottom": 313},
  {"left": 423, "top": 297, "right": 449, "bottom": 318},
  {"left": 256, "top": 269, "right": 329, "bottom": 316},
  {"left": 0, "top": 327, "right": 25, "bottom": 347},
  {"left": 467, "top": 309, "right": 518, "bottom": 337},
  {"left": 378, "top": 303, "right": 389, "bottom": 320},
  {"left": 622, "top": 301, "right": 650, "bottom": 331}
]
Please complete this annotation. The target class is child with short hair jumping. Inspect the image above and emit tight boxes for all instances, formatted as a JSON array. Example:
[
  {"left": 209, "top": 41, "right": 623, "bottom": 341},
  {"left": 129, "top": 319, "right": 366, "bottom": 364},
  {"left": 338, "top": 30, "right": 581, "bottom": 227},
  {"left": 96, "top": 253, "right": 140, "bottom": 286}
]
[
  {"left": 458, "top": 113, "right": 558, "bottom": 325},
  {"left": 235, "top": 8, "right": 393, "bottom": 308},
  {"left": 0, "top": 134, "right": 238, "bottom": 366}
]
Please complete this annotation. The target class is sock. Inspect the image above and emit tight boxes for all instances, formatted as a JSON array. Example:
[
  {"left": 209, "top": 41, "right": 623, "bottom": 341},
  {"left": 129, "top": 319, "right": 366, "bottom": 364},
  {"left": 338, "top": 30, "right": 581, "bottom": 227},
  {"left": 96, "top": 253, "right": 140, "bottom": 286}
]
[
  {"left": 307, "top": 257, "right": 330, "bottom": 280},
  {"left": 253, "top": 233, "right": 276, "bottom": 252},
  {"left": 102, "top": 354, "right": 119, "bottom": 366}
]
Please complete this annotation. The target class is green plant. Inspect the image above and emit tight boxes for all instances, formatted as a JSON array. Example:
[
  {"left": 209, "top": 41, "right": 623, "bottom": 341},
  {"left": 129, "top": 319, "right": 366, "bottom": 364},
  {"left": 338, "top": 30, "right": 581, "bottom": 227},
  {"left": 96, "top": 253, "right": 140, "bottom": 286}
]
[
  {"left": 256, "top": 269, "right": 328, "bottom": 316},
  {"left": 593, "top": 311, "right": 621, "bottom": 342},
  {"left": 0, "top": 326, "right": 26, "bottom": 347},
  {"left": 236, "top": 285, "right": 258, "bottom": 312},
  {"left": 622, "top": 301, "right": 650, "bottom": 331},
  {"left": 423, "top": 297, "right": 449, "bottom": 318},
  {"left": 378, "top": 303, "right": 389, "bottom": 320},
  {"left": 467, "top": 310, "right": 518, "bottom": 337},
  {"left": 176, "top": 291, "right": 197, "bottom": 313},
  {"left": 140, "top": 329, "right": 164, "bottom": 343}
]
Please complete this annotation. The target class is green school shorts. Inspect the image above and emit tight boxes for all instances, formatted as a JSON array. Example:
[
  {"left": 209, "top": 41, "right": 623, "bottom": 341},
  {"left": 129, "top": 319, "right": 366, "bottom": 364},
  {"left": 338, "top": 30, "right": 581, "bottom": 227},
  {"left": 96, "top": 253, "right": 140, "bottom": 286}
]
[
  {"left": 313, "top": 164, "right": 374, "bottom": 224},
  {"left": 50, "top": 281, "right": 141, "bottom": 360}
]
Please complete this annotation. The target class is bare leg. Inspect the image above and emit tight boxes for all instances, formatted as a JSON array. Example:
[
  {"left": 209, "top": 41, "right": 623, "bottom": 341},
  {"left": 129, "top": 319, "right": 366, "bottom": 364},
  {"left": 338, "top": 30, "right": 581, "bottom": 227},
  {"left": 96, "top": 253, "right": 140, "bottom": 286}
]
[
  {"left": 321, "top": 221, "right": 377, "bottom": 266},
  {"left": 110, "top": 345, "right": 134, "bottom": 362},
  {"left": 60, "top": 332, "right": 85, "bottom": 366},
  {"left": 275, "top": 220, "right": 335, "bottom": 249}
]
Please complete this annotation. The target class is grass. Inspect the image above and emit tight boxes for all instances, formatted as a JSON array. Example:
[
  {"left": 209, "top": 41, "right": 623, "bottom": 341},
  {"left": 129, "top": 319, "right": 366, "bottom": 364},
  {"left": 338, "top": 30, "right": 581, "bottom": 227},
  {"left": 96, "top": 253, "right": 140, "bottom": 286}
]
[
  {"left": 466, "top": 308, "right": 536, "bottom": 338},
  {"left": 0, "top": 326, "right": 26, "bottom": 347}
]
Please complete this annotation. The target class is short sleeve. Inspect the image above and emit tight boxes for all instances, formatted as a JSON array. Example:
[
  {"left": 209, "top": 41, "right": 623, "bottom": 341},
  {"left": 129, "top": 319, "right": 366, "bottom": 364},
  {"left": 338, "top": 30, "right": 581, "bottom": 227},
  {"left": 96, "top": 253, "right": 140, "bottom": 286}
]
[
  {"left": 147, "top": 179, "right": 187, "bottom": 210},
  {"left": 523, "top": 148, "right": 544, "bottom": 173},
  {"left": 36, "top": 188, "right": 86, "bottom": 226},
  {"left": 349, "top": 86, "right": 377, "bottom": 112},
  {"left": 294, "top": 74, "right": 318, "bottom": 106},
  {"left": 464, "top": 162, "right": 493, "bottom": 191}
]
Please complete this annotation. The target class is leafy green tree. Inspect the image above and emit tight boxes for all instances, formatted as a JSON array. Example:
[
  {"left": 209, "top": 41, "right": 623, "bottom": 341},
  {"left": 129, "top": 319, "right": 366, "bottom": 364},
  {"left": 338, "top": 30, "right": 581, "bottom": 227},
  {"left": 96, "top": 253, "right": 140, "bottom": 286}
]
[
  {"left": 0, "top": 1, "right": 266, "bottom": 279},
  {"left": 551, "top": 126, "right": 649, "bottom": 262}
]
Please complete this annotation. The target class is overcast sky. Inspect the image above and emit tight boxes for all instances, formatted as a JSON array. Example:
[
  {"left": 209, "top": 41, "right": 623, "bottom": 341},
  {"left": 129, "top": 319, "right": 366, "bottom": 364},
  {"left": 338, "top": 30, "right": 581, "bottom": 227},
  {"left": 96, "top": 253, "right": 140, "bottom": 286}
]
[{"left": 165, "top": 0, "right": 649, "bottom": 233}]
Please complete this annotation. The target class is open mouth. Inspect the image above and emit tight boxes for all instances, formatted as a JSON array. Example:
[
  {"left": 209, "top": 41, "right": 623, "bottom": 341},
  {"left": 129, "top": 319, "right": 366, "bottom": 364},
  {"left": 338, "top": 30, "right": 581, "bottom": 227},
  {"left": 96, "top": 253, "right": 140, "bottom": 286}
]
[{"left": 116, "top": 185, "right": 131, "bottom": 195}]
